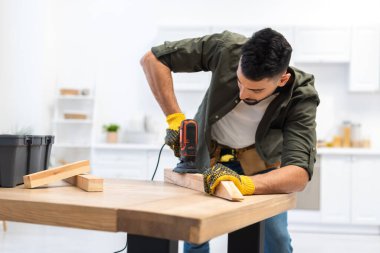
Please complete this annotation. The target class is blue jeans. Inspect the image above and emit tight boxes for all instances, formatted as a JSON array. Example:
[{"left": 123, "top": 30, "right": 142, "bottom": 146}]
[{"left": 184, "top": 162, "right": 293, "bottom": 253}]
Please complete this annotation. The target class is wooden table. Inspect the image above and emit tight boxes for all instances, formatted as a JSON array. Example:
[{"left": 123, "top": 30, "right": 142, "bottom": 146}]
[{"left": 0, "top": 179, "right": 296, "bottom": 253}]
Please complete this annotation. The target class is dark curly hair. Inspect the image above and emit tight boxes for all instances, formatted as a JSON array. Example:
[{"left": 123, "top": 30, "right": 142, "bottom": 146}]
[{"left": 241, "top": 28, "right": 292, "bottom": 81}]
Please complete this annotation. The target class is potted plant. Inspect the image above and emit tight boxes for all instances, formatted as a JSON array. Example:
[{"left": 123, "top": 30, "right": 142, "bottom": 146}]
[{"left": 103, "top": 124, "right": 120, "bottom": 143}]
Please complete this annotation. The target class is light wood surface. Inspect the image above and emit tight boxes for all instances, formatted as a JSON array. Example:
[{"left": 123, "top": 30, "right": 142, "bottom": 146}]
[
  {"left": 23, "top": 160, "right": 91, "bottom": 188},
  {"left": 65, "top": 174, "right": 104, "bottom": 192},
  {"left": 0, "top": 178, "right": 296, "bottom": 244},
  {"left": 164, "top": 168, "right": 244, "bottom": 201}
]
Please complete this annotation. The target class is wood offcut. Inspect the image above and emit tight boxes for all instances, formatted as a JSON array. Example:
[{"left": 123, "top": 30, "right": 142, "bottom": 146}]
[
  {"left": 65, "top": 174, "right": 104, "bottom": 192},
  {"left": 23, "top": 160, "right": 91, "bottom": 189},
  {"left": 164, "top": 168, "right": 244, "bottom": 201}
]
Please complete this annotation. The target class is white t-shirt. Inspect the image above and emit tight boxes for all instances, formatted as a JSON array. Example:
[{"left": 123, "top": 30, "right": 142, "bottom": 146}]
[{"left": 211, "top": 94, "right": 278, "bottom": 149}]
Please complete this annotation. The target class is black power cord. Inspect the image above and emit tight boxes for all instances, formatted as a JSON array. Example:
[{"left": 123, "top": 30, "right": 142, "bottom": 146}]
[
  {"left": 151, "top": 143, "right": 166, "bottom": 181},
  {"left": 113, "top": 234, "right": 128, "bottom": 253},
  {"left": 113, "top": 143, "right": 166, "bottom": 253}
]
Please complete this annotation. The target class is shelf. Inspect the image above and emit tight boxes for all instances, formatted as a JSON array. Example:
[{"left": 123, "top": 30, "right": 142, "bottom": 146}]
[
  {"left": 54, "top": 119, "right": 93, "bottom": 124},
  {"left": 57, "top": 95, "right": 94, "bottom": 100},
  {"left": 93, "top": 143, "right": 170, "bottom": 151}
]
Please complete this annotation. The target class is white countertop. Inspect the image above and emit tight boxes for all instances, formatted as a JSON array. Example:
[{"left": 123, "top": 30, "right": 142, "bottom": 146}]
[
  {"left": 317, "top": 147, "right": 380, "bottom": 155},
  {"left": 92, "top": 143, "right": 380, "bottom": 155},
  {"left": 93, "top": 143, "right": 169, "bottom": 151}
]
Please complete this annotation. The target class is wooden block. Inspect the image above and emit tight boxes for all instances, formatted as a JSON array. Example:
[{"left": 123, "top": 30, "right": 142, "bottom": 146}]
[
  {"left": 64, "top": 113, "right": 87, "bottom": 120},
  {"left": 77, "top": 175, "right": 103, "bottom": 192},
  {"left": 164, "top": 168, "right": 244, "bottom": 201},
  {"left": 23, "top": 160, "right": 91, "bottom": 189},
  {"left": 60, "top": 88, "right": 80, "bottom": 96},
  {"left": 65, "top": 174, "right": 104, "bottom": 192}
]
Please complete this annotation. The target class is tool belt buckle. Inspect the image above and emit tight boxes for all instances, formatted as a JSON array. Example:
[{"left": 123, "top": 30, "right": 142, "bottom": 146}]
[{"left": 219, "top": 148, "right": 238, "bottom": 162}]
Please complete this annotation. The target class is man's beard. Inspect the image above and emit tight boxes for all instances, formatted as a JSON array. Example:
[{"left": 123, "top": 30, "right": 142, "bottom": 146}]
[
  {"left": 243, "top": 99, "right": 260, "bottom": 106},
  {"left": 242, "top": 92, "right": 275, "bottom": 106}
]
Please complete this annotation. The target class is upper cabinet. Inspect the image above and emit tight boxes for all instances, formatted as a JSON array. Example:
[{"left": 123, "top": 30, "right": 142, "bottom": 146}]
[
  {"left": 293, "top": 27, "right": 351, "bottom": 63},
  {"left": 155, "top": 25, "right": 380, "bottom": 92},
  {"left": 349, "top": 26, "right": 380, "bottom": 92}
]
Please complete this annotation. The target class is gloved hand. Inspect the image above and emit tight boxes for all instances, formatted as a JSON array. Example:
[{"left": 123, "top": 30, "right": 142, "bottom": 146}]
[
  {"left": 165, "top": 112, "right": 186, "bottom": 157},
  {"left": 203, "top": 163, "right": 255, "bottom": 196}
]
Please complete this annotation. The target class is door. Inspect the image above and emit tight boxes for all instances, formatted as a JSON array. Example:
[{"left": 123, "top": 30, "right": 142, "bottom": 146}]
[
  {"left": 351, "top": 155, "right": 380, "bottom": 225},
  {"left": 320, "top": 155, "right": 351, "bottom": 223}
]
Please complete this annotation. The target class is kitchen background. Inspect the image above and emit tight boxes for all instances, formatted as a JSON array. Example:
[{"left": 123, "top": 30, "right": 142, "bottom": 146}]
[{"left": 1, "top": 0, "right": 380, "bottom": 252}]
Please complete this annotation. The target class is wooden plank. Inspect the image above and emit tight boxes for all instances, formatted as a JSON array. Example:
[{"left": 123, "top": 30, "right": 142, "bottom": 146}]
[
  {"left": 65, "top": 174, "right": 104, "bottom": 192},
  {"left": 164, "top": 168, "right": 244, "bottom": 201},
  {"left": 23, "top": 160, "right": 91, "bottom": 189},
  {"left": 215, "top": 181, "right": 244, "bottom": 201}
]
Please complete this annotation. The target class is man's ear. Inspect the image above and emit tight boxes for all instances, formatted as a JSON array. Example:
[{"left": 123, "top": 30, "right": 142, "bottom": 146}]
[{"left": 278, "top": 73, "right": 291, "bottom": 87}]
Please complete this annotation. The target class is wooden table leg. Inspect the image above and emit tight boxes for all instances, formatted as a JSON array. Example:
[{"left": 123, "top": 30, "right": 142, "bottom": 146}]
[
  {"left": 127, "top": 234, "right": 178, "bottom": 253},
  {"left": 2, "top": 221, "right": 7, "bottom": 232},
  {"left": 228, "top": 221, "right": 265, "bottom": 253}
]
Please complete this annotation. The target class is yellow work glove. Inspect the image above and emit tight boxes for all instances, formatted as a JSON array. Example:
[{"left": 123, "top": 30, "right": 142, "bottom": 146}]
[
  {"left": 203, "top": 163, "right": 255, "bottom": 196},
  {"left": 165, "top": 113, "right": 186, "bottom": 157}
]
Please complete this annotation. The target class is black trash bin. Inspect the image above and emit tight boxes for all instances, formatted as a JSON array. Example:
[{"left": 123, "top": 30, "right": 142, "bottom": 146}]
[{"left": 0, "top": 135, "right": 55, "bottom": 188}]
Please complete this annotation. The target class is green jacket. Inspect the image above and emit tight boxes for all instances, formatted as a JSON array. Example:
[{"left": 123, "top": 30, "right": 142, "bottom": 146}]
[{"left": 152, "top": 31, "right": 320, "bottom": 179}]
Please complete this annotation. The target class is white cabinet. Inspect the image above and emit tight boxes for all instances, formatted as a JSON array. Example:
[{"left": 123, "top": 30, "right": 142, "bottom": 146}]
[
  {"left": 91, "top": 144, "right": 178, "bottom": 181},
  {"left": 351, "top": 156, "right": 380, "bottom": 224},
  {"left": 92, "top": 148, "right": 148, "bottom": 180},
  {"left": 349, "top": 27, "right": 380, "bottom": 92},
  {"left": 320, "top": 154, "right": 380, "bottom": 225},
  {"left": 294, "top": 27, "right": 351, "bottom": 63},
  {"left": 320, "top": 155, "right": 351, "bottom": 223}
]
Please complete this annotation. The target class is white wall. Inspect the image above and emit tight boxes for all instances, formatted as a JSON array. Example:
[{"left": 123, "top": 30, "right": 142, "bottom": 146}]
[
  {"left": 52, "top": 0, "right": 159, "bottom": 141},
  {"left": 0, "top": 0, "right": 56, "bottom": 134},
  {"left": 1, "top": 0, "right": 380, "bottom": 146}
]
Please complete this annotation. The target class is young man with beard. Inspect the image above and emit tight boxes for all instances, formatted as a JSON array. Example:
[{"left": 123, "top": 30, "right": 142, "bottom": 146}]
[{"left": 141, "top": 28, "right": 319, "bottom": 253}]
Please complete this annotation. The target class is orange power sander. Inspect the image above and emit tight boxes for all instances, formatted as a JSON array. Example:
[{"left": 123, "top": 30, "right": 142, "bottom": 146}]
[{"left": 173, "top": 119, "right": 201, "bottom": 174}]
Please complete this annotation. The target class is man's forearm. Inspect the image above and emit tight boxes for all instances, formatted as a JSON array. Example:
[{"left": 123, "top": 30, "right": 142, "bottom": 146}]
[
  {"left": 140, "top": 51, "right": 181, "bottom": 116},
  {"left": 250, "top": 165, "right": 309, "bottom": 194}
]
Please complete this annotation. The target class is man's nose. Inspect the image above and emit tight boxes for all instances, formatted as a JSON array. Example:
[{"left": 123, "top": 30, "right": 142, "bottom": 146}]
[{"left": 239, "top": 87, "right": 249, "bottom": 100}]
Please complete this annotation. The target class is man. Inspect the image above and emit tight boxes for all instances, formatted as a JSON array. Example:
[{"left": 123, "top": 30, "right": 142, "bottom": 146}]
[{"left": 140, "top": 28, "right": 319, "bottom": 253}]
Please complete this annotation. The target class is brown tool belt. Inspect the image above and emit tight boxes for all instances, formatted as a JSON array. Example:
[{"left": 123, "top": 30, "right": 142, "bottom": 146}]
[{"left": 210, "top": 140, "right": 280, "bottom": 176}]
